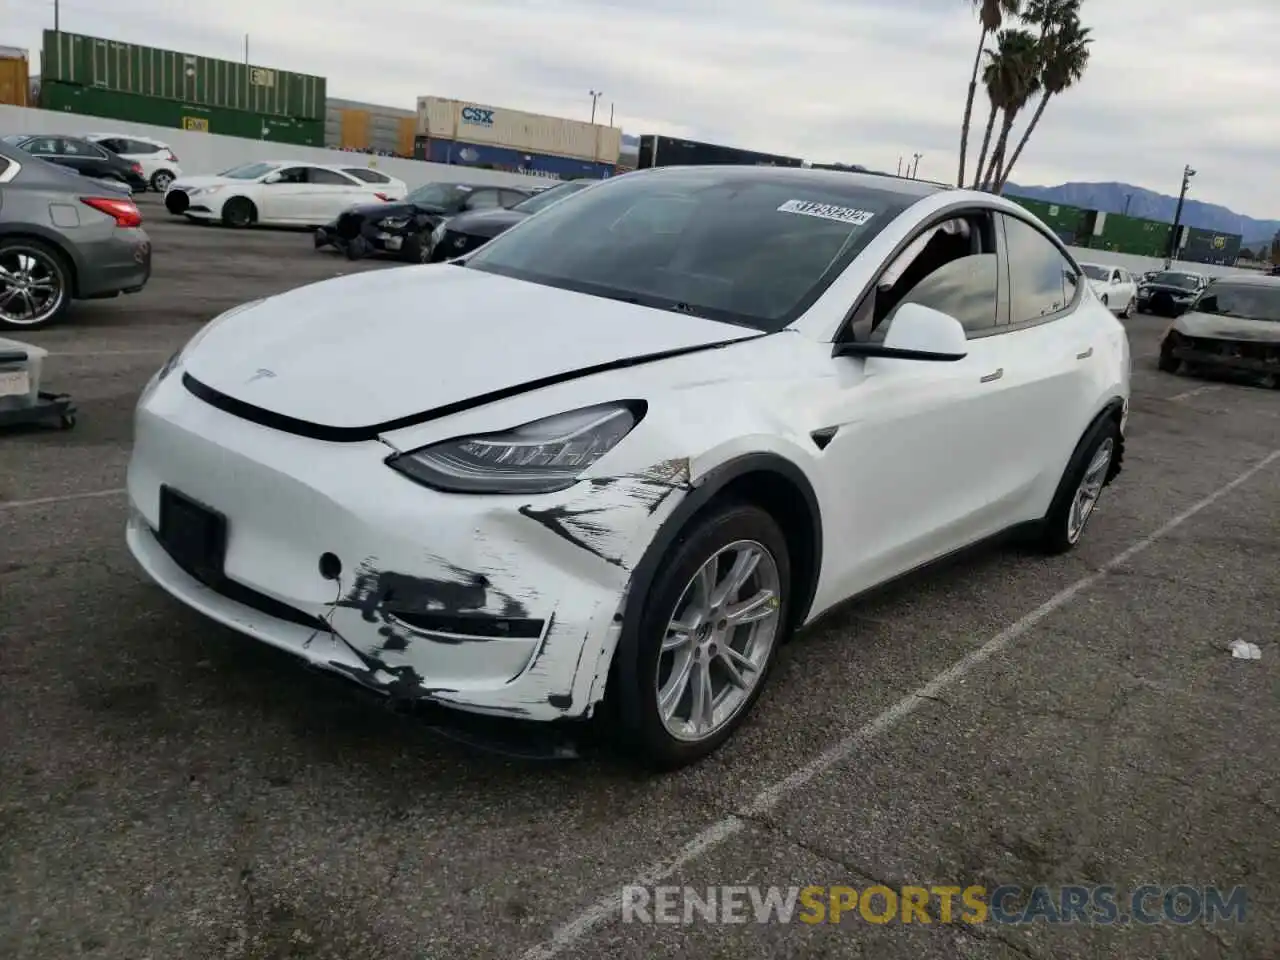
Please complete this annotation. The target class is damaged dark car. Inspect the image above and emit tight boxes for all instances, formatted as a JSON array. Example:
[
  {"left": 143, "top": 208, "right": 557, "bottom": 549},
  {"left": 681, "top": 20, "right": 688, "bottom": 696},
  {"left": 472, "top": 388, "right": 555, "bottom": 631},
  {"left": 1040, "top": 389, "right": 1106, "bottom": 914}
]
[
  {"left": 428, "top": 179, "right": 596, "bottom": 261},
  {"left": 1158, "top": 275, "right": 1280, "bottom": 388},
  {"left": 315, "top": 181, "right": 535, "bottom": 262},
  {"left": 1136, "top": 270, "right": 1206, "bottom": 317}
]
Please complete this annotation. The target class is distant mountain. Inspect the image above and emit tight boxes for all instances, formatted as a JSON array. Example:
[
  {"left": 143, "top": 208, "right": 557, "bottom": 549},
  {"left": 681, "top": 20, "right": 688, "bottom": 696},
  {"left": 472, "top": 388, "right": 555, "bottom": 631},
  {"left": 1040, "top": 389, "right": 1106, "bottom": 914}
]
[{"left": 1006, "top": 181, "right": 1279, "bottom": 248}]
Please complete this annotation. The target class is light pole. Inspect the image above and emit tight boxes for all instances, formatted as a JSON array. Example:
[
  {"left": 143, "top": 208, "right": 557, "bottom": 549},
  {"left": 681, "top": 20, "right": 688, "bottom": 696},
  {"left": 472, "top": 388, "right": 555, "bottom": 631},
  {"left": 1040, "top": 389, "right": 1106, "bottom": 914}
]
[
  {"left": 910, "top": 153, "right": 922, "bottom": 179},
  {"left": 897, "top": 156, "right": 903, "bottom": 176},
  {"left": 589, "top": 90, "right": 602, "bottom": 124},
  {"left": 1165, "top": 164, "right": 1196, "bottom": 267}
]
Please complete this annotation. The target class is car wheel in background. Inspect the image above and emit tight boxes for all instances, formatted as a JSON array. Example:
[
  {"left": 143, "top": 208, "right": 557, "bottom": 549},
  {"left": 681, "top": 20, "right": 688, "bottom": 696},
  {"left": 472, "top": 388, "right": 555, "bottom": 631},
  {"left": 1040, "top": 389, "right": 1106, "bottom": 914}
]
[
  {"left": 1120, "top": 297, "right": 1134, "bottom": 318},
  {"left": 0, "top": 238, "right": 72, "bottom": 331},
  {"left": 151, "top": 170, "right": 174, "bottom": 192},
  {"left": 165, "top": 190, "right": 189, "bottom": 215},
  {"left": 1100, "top": 294, "right": 1109, "bottom": 310},
  {"left": 221, "top": 197, "right": 256, "bottom": 229},
  {"left": 613, "top": 501, "right": 790, "bottom": 768},
  {"left": 1157, "top": 336, "right": 1180, "bottom": 373},
  {"left": 1035, "top": 414, "right": 1121, "bottom": 555}
]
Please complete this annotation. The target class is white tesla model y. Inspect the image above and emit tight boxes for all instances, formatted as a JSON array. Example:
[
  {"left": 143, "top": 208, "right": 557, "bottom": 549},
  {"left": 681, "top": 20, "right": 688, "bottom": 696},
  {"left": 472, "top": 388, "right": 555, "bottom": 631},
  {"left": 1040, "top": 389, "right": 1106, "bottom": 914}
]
[{"left": 126, "top": 166, "right": 1130, "bottom": 767}]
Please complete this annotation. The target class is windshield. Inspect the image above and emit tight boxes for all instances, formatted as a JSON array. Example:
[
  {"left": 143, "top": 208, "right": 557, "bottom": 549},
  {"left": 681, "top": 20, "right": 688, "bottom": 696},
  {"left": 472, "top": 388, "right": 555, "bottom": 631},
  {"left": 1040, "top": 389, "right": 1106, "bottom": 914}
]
[
  {"left": 406, "top": 183, "right": 473, "bottom": 208},
  {"left": 218, "top": 162, "right": 279, "bottom": 180},
  {"left": 1, "top": 134, "right": 27, "bottom": 145},
  {"left": 463, "top": 169, "right": 911, "bottom": 331},
  {"left": 512, "top": 181, "right": 591, "bottom": 214},
  {"left": 1192, "top": 282, "right": 1280, "bottom": 323},
  {"left": 1147, "top": 272, "right": 1200, "bottom": 290},
  {"left": 1081, "top": 265, "right": 1110, "bottom": 281}
]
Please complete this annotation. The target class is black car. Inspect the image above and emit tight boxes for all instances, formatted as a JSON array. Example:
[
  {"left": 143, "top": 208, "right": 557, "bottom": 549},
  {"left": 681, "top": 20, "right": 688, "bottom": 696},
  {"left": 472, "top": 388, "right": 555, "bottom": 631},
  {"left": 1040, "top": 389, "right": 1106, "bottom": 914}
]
[
  {"left": 1136, "top": 270, "right": 1206, "bottom": 317},
  {"left": 1158, "top": 275, "right": 1280, "bottom": 388},
  {"left": 428, "top": 179, "right": 595, "bottom": 261},
  {"left": 0, "top": 134, "right": 148, "bottom": 192},
  {"left": 315, "top": 181, "right": 535, "bottom": 262}
]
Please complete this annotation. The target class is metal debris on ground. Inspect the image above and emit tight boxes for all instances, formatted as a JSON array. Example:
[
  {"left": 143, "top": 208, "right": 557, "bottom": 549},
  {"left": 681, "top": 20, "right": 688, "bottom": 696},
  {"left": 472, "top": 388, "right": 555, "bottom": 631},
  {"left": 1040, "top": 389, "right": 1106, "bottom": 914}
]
[{"left": 1227, "top": 640, "right": 1262, "bottom": 660}]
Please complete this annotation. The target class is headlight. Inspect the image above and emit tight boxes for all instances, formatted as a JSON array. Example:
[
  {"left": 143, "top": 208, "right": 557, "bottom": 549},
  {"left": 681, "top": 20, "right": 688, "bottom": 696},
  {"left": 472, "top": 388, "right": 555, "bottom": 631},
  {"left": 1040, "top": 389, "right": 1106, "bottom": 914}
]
[
  {"left": 386, "top": 401, "right": 646, "bottom": 494},
  {"left": 379, "top": 216, "right": 411, "bottom": 230},
  {"left": 188, "top": 185, "right": 224, "bottom": 197}
]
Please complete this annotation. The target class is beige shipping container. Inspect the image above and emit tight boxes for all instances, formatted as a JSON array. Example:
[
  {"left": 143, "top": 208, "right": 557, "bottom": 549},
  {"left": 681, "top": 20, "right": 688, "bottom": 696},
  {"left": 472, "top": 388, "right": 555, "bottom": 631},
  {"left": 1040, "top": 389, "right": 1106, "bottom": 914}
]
[
  {"left": 416, "top": 96, "right": 621, "bottom": 164},
  {"left": 0, "top": 46, "right": 30, "bottom": 107}
]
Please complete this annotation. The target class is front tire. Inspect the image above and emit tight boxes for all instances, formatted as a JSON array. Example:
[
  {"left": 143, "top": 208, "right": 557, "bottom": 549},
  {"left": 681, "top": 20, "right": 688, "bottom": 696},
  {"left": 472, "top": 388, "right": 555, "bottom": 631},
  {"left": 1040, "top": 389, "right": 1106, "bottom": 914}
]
[
  {"left": 1157, "top": 337, "right": 1180, "bottom": 373},
  {"left": 613, "top": 502, "right": 790, "bottom": 769},
  {"left": 221, "top": 197, "right": 255, "bottom": 228},
  {"left": 1035, "top": 416, "right": 1120, "bottom": 555},
  {"left": 1119, "top": 297, "right": 1134, "bottom": 318}
]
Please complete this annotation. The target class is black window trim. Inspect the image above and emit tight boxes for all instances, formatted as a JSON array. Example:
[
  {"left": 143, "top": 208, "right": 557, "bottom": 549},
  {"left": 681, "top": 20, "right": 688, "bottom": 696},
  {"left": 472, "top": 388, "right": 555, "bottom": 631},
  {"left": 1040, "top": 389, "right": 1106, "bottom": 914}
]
[
  {"left": 996, "top": 209, "right": 1085, "bottom": 333},
  {"left": 834, "top": 201, "right": 1012, "bottom": 345}
]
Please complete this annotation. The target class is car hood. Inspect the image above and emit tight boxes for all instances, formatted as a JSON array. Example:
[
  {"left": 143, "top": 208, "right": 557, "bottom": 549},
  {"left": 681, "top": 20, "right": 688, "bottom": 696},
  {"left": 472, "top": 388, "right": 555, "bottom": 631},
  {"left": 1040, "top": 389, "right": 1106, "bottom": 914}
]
[
  {"left": 1173, "top": 312, "right": 1280, "bottom": 343},
  {"left": 171, "top": 175, "right": 236, "bottom": 191},
  {"left": 182, "top": 266, "right": 762, "bottom": 431},
  {"left": 1142, "top": 282, "right": 1198, "bottom": 295},
  {"left": 337, "top": 200, "right": 446, "bottom": 223},
  {"left": 447, "top": 208, "right": 528, "bottom": 238}
]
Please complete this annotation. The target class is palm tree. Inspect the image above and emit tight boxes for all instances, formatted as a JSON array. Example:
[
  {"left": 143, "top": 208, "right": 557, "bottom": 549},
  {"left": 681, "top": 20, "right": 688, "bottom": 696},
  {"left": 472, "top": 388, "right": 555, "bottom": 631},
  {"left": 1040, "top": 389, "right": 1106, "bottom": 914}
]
[
  {"left": 970, "top": 54, "right": 1004, "bottom": 190},
  {"left": 995, "top": 8, "right": 1092, "bottom": 190},
  {"left": 958, "top": 0, "right": 1022, "bottom": 188},
  {"left": 973, "top": 28, "right": 1041, "bottom": 190}
]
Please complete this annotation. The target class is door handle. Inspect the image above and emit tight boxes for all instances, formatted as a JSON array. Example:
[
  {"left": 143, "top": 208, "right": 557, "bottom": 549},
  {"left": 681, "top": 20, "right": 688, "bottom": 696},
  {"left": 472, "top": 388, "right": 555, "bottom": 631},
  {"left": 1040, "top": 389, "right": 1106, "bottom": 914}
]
[
  {"left": 1076, "top": 347, "right": 1094, "bottom": 360},
  {"left": 980, "top": 368, "right": 1003, "bottom": 383}
]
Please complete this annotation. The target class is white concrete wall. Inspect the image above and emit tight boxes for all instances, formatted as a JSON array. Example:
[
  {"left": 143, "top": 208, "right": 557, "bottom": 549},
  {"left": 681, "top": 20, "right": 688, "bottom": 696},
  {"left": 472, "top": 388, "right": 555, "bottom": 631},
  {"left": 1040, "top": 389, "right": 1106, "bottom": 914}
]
[
  {"left": 1062, "top": 246, "right": 1253, "bottom": 279},
  {"left": 0, "top": 104, "right": 548, "bottom": 190}
]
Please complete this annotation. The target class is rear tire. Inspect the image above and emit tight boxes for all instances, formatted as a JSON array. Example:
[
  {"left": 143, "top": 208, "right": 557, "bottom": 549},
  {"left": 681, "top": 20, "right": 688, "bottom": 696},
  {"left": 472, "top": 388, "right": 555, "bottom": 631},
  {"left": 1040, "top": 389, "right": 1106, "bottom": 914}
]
[
  {"left": 221, "top": 197, "right": 255, "bottom": 228},
  {"left": 1034, "top": 415, "right": 1120, "bottom": 556},
  {"left": 150, "top": 170, "right": 174, "bottom": 192},
  {"left": 611, "top": 501, "right": 791, "bottom": 769},
  {"left": 0, "top": 237, "right": 73, "bottom": 331}
]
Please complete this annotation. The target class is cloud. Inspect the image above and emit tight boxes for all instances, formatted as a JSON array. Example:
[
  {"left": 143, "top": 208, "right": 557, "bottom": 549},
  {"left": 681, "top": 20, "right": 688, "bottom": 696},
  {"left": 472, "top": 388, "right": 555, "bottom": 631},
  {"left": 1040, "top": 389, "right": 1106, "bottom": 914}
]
[{"left": 10, "top": 0, "right": 1279, "bottom": 217}]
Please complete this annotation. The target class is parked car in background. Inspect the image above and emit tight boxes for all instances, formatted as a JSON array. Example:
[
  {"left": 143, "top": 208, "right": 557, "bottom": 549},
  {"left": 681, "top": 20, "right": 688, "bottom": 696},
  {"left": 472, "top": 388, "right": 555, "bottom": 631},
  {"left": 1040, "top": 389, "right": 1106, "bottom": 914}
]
[
  {"left": 1079, "top": 262, "right": 1137, "bottom": 317},
  {"left": 0, "top": 134, "right": 148, "bottom": 193},
  {"left": 125, "top": 166, "right": 1130, "bottom": 766},
  {"left": 315, "top": 180, "right": 535, "bottom": 262},
  {"left": 164, "top": 162, "right": 407, "bottom": 228},
  {"left": 429, "top": 179, "right": 595, "bottom": 261},
  {"left": 1136, "top": 270, "right": 1206, "bottom": 316},
  {"left": 84, "top": 133, "right": 182, "bottom": 193},
  {"left": 0, "top": 141, "right": 151, "bottom": 331},
  {"left": 1158, "top": 275, "right": 1280, "bottom": 388}
]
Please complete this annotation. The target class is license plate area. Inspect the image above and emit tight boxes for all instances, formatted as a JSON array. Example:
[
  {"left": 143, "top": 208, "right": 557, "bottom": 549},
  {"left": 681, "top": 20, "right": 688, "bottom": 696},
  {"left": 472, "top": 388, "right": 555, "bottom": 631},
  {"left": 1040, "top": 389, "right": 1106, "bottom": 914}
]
[
  {"left": 158, "top": 486, "right": 227, "bottom": 585},
  {"left": 0, "top": 369, "right": 30, "bottom": 398}
]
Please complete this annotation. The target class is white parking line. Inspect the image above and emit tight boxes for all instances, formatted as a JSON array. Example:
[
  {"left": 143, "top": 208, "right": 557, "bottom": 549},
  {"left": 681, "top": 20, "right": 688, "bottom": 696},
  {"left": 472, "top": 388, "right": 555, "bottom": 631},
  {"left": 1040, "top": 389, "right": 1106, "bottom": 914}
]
[
  {"left": 0, "top": 488, "right": 126, "bottom": 512},
  {"left": 1168, "top": 385, "right": 1222, "bottom": 402},
  {"left": 519, "top": 447, "right": 1280, "bottom": 960}
]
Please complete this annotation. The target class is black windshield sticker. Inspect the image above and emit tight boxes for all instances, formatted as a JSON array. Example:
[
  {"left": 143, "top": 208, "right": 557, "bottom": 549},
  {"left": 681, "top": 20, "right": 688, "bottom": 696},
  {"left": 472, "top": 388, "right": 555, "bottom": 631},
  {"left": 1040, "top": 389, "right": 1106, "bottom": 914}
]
[{"left": 777, "top": 199, "right": 875, "bottom": 225}]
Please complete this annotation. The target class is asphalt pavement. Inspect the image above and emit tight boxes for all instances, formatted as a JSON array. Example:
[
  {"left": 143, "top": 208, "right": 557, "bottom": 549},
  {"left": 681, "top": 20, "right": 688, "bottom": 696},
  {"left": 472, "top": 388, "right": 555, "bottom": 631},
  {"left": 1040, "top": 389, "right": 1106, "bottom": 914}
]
[{"left": 1, "top": 196, "right": 1277, "bottom": 960}]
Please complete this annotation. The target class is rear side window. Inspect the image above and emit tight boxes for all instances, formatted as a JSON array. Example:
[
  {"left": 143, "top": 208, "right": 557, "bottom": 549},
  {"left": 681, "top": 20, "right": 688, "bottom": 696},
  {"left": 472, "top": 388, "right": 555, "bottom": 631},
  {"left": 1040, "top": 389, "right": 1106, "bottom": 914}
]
[
  {"left": 128, "top": 139, "right": 164, "bottom": 154},
  {"left": 1003, "top": 214, "right": 1077, "bottom": 323},
  {"left": 343, "top": 168, "right": 391, "bottom": 184},
  {"left": 97, "top": 137, "right": 128, "bottom": 153},
  {"left": 309, "top": 168, "right": 358, "bottom": 185}
]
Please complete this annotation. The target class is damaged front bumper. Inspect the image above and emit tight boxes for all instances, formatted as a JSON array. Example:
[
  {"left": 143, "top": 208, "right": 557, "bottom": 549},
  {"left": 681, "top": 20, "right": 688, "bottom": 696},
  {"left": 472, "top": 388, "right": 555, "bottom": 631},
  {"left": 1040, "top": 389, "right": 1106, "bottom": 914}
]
[{"left": 125, "top": 372, "right": 690, "bottom": 724}]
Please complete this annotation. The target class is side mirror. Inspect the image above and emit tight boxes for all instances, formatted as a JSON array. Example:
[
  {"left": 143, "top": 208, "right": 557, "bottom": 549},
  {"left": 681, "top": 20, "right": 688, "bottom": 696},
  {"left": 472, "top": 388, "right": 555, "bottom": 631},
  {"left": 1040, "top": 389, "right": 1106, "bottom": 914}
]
[
  {"left": 262, "top": 172, "right": 282, "bottom": 184},
  {"left": 834, "top": 303, "right": 968, "bottom": 362}
]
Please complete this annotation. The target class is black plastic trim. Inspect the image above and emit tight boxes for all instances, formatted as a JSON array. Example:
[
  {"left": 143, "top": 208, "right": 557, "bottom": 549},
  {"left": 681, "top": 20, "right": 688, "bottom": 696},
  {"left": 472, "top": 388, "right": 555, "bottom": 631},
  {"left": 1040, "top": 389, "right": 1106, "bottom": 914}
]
[{"left": 181, "top": 336, "right": 764, "bottom": 443}]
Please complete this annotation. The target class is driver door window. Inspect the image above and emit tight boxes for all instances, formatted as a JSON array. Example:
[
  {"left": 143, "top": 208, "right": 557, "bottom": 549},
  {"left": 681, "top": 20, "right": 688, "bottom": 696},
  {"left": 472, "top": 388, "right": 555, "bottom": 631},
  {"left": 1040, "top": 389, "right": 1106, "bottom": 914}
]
[
  {"left": 259, "top": 167, "right": 310, "bottom": 220},
  {"left": 464, "top": 190, "right": 503, "bottom": 211}
]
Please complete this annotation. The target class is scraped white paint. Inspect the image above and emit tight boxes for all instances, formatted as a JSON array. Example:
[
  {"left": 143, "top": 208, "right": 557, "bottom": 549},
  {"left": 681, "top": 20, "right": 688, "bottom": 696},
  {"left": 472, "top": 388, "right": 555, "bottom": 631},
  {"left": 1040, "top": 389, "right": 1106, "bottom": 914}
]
[
  {"left": 518, "top": 447, "right": 1280, "bottom": 960},
  {"left": 0, "top": 488, "right": 126, "bottom": 511}
]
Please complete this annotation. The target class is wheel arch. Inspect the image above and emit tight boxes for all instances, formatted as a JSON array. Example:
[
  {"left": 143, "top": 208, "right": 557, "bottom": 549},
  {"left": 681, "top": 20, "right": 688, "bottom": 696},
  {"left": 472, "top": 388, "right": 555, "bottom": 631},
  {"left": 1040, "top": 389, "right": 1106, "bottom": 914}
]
[
  {"left": 0, "top": 229, "right": 83, "bottom": 297},
  {"left": 601, "top": 451, "right": 823, "bottom": 727}
]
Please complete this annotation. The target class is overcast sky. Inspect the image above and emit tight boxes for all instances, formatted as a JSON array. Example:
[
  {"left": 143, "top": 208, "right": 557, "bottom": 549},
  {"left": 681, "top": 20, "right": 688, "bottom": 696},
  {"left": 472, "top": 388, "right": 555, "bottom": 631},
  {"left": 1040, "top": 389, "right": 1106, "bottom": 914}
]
[{"left": 9, "top": 0, "right": 1279, "bottom": 218}]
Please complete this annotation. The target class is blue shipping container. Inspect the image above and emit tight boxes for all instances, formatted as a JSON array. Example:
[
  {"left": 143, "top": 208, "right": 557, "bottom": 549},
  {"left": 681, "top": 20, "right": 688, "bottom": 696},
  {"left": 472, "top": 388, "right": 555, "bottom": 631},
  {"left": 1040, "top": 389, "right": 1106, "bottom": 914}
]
[{"left": 418, "top": 138, "right": 614, "bottom": 180}]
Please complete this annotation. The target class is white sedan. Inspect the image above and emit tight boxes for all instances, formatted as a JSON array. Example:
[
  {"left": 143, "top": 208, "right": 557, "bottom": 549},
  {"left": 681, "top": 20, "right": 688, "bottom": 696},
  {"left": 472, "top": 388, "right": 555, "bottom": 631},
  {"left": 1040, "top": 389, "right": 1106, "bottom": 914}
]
[
  {"left": 164, "top": 161, "right": 407, "bottom": 228},
  {"left": 126, "top": 166, "right": 1130, "bottom": 767},
  {"left": 1080, "top": 262, "right": 1138, "bottom": 317}
]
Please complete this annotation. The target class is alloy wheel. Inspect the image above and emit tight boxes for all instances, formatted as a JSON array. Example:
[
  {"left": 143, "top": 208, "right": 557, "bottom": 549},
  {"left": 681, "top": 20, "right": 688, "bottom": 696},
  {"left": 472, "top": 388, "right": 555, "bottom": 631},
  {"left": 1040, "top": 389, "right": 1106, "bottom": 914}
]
[
  {"left": 1066, "top": 438, "right": 1113, "bottom": 544},
  {"left": 655, "top": 540, "right": 782, "bottom": 742},
  {"left": 153, "top": 171, "right": 173, "bottom": 192},
  {"left": 0, "top": 247, "right": 65, "bottom": 327}
]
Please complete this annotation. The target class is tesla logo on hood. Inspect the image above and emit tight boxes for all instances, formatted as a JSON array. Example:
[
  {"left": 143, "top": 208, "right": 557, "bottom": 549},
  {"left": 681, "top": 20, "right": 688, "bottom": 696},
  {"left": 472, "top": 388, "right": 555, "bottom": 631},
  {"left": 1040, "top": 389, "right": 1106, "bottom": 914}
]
[{"left": 246, "top": 368, "right": 276, "bottom": 384}]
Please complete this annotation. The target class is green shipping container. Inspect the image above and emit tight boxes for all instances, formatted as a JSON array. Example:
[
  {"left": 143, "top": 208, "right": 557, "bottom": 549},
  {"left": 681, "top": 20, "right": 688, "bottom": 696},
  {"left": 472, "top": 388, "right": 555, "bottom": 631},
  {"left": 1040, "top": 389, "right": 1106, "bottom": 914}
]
[
  {"left": 1090, "top": 212, "right": 1171, "bottom": 258},
  {"left": 42, "top": 30, "right": 326, "bottom": 121},
  {"left": 1007, "top": 196, "right": 1089, "bottom": 246},
  {"left": 40, "top": 81, "right": 324, "bottom": 146}
]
